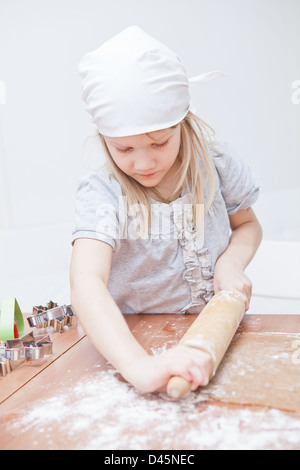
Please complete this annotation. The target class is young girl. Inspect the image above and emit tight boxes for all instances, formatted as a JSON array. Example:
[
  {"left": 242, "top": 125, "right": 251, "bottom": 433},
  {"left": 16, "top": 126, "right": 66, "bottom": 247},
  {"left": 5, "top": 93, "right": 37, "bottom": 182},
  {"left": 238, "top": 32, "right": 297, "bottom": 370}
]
[{"left": 70, "top": 26, "right": 262, "bottom": 394}]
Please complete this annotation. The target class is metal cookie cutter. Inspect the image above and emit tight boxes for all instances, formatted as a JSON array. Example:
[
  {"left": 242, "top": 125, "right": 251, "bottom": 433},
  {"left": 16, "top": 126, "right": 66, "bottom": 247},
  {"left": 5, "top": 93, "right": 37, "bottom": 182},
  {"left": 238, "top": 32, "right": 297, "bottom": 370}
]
[
  {"left": 0, "top": 354, "right": 12, "bottom": 377},
  {"left": 27, "top": 302, "right": 77, "bottom": 333},
  {"left": 0, "top": 332, "right": 53, "bottom": 377}
]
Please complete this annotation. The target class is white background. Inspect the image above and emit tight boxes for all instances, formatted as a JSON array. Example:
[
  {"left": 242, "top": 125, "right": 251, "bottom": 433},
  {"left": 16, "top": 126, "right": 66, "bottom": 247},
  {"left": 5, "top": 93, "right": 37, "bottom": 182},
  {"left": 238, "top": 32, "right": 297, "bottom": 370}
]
[{"left": 0, "top": 0, "right": 299, "bottom": 312}]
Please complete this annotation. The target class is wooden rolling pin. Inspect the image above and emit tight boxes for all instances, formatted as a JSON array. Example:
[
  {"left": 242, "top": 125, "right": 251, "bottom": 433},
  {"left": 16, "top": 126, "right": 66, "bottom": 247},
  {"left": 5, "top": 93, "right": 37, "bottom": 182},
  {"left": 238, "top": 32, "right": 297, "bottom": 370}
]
[{"left": 167, "top": 290, "right": 245, "bottom": 399}]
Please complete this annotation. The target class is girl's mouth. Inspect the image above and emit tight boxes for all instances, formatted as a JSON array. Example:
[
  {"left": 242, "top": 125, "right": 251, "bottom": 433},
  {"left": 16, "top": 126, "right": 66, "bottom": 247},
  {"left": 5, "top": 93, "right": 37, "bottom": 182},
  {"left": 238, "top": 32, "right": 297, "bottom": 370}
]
[{"left": 139, "top": 172, "right": 157, "bottom": 178}]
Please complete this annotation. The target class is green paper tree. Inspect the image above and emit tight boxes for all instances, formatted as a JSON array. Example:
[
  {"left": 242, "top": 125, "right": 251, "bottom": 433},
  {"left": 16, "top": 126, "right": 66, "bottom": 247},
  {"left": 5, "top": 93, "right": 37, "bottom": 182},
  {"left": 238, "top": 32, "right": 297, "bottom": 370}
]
[{"left": 0, "top": 298, "right": 25, "bottom": 342}]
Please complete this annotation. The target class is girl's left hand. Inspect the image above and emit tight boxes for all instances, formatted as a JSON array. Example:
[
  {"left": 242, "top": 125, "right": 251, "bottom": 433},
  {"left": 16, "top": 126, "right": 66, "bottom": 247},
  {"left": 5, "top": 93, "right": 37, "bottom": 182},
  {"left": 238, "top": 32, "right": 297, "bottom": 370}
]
[{"left": 213, "top": 258, "right": 252, "bottom": 311}]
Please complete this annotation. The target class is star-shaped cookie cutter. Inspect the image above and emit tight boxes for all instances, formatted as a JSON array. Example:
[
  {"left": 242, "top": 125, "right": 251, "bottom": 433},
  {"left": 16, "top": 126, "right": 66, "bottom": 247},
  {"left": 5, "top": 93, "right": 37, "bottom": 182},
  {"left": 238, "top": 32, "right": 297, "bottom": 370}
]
[
  {"left": 0, "top": 331, "right": 53, "bottom": 377},
  {"left": 27, "top": 302, "right": 77, "bottom": 332}
]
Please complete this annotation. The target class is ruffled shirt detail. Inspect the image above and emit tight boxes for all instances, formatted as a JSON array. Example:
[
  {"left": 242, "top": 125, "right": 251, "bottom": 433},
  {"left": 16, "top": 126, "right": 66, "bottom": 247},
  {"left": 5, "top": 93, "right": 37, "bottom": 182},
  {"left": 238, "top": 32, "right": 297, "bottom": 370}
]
[{"left": 172, "top": 193, "right": 214, "bottom": 313}]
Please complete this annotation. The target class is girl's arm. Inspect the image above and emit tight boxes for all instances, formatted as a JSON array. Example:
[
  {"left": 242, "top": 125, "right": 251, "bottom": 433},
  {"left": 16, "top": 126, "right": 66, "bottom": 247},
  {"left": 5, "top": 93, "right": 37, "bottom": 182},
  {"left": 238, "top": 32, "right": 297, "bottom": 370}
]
[
  {"left": 70, "top": 238, "right": 148, "bottom": 373},
  {"left": 70, "top": 238, "right": 212, "bottom": 393},
  {"left": 213, "top": 207, "right": 263, "bottom": 310}
]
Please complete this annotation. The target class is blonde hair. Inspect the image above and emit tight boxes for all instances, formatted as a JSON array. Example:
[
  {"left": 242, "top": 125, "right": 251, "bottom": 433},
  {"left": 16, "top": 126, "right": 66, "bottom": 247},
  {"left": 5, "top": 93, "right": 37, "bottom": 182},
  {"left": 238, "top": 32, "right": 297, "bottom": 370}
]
[{"left": 99, "top": 111, "right": 216, "bottom": 235}]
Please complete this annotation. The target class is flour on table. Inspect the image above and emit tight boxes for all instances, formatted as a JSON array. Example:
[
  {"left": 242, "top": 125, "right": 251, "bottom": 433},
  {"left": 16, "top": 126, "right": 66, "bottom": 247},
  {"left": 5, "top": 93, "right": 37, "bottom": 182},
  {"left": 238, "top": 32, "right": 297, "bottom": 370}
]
[
  {"left": 5, "top": 331, "right": 300, "bottom": 450},
  {"left": 6, "top": 364, "right": 300, "bottom": 450}
]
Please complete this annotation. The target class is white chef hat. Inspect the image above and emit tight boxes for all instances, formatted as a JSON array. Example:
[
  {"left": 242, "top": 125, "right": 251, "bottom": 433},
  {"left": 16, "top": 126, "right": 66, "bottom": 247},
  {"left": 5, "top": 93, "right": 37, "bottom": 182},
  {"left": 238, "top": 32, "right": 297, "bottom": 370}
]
[{"left": 78, "top": 26, "right": 225, "bottom": 137}]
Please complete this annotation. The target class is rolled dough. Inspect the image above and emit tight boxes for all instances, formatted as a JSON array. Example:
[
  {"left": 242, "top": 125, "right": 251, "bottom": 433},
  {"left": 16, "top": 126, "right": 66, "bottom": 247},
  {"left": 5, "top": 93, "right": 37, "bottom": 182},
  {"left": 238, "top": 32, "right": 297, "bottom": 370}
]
[{"left": 199, "top": 332, "right": 300, "bottom": 412}]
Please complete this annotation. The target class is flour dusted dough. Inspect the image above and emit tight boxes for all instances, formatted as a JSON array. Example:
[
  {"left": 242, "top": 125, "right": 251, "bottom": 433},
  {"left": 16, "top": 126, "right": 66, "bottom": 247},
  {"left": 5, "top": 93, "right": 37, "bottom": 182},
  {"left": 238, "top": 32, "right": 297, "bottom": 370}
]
[{"left": 200, "top": 332, "right": 300, "bottom": 412}]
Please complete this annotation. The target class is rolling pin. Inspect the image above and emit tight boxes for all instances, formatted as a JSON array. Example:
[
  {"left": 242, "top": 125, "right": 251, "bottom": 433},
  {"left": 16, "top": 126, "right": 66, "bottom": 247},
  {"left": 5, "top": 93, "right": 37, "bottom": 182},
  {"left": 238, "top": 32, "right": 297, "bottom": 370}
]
[{"left": 167, "top": 290, "right": 245, "bottom": 399}]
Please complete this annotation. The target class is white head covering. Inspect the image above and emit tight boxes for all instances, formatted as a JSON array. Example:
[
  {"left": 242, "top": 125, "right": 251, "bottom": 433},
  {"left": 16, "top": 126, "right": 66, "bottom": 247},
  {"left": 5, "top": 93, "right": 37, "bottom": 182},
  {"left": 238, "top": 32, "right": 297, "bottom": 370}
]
[{"left": 78, "top": 26, "right": 225, "bottom": 137}]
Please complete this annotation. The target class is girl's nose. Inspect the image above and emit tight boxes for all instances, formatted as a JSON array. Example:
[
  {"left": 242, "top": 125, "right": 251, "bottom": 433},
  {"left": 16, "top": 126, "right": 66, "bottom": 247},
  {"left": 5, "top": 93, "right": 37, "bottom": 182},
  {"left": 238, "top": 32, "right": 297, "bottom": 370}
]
[{"left": 134, "top": 152, "right": 156, "bottom": 172}]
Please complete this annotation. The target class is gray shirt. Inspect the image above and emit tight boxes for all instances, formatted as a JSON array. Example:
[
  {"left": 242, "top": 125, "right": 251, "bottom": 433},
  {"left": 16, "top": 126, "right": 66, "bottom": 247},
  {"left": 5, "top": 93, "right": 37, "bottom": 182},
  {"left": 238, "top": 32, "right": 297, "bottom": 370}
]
[{"left": 72, "top": 143, "right": 260, "bottom": 314}]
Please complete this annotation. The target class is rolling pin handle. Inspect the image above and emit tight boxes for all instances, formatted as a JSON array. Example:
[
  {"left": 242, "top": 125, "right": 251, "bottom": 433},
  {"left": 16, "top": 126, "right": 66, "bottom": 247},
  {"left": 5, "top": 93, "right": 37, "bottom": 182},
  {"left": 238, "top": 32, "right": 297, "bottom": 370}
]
[{"left": 167, "top": 376, "right": 192, "bottom": 399}]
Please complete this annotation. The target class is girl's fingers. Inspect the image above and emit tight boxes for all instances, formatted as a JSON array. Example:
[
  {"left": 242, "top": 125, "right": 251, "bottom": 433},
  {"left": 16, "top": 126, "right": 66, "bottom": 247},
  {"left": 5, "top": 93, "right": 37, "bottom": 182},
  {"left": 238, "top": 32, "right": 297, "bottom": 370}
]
[
  {"left": 187, "top": 367, "right": 203, "bottom": 391},
  {"left": 187, "top": 363, "right": 211, "bottom": 391}
]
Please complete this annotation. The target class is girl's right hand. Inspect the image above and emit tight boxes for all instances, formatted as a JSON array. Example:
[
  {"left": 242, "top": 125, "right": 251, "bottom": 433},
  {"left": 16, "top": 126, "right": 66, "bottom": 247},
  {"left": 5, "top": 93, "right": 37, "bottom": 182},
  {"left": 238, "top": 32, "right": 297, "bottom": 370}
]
[{"left": 121, "top": 344, "right": 212, "bottom": 394}]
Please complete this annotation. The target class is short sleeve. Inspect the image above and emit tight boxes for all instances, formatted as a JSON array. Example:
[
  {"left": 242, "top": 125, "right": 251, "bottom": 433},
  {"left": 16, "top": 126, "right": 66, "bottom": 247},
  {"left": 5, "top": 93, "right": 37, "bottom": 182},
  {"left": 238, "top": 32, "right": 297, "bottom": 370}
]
[
  {"left": 71, "top": 171, "right": 122, "bottom": 251},
  {"left": 213, "top": 143, "right": 260, "bottom": 214}
]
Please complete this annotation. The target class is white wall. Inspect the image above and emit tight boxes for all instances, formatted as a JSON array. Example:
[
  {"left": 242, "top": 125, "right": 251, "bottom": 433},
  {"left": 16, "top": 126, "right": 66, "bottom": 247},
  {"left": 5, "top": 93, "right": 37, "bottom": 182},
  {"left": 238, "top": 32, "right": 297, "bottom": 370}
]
[{"left": 0, "top": 0, "right": 299, "bottom": 312}]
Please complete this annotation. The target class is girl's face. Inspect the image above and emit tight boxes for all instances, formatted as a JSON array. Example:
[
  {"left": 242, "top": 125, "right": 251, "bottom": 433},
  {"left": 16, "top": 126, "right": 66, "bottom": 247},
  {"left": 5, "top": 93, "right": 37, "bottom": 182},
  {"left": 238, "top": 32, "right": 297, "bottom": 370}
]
[{"left": 103, "top": 125, "right": 181, "bottom": 189}]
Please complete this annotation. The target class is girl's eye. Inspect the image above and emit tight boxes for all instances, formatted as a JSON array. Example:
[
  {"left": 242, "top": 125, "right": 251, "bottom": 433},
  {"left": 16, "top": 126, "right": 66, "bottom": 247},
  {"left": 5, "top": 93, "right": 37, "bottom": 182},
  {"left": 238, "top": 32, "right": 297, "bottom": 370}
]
[
  {"left": 116, "top": 140, "right": 169, "bottom": 153},
  {"left": 153, "top": 140, "right": 169, "bottom": 149},
  {"left": 117, "top": 147, "right": 132, "bottom": 153}
]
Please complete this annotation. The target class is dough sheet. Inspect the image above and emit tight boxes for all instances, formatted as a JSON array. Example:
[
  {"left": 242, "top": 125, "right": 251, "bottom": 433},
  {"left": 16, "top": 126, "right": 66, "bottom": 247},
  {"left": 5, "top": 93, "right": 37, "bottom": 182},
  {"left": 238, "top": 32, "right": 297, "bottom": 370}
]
[{"left": 200, "top": 332, "right": 300, "bottom": 412}]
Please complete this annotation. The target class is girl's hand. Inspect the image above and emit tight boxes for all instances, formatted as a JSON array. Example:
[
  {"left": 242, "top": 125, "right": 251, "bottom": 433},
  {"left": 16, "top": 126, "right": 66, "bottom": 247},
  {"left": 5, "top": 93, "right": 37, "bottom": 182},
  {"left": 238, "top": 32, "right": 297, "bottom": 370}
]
[
  {"left": 121, "top": 344, "right": 212, "bottom": 394},
  {"left": 213, "top": 257, "right": 252, "bottom": 311}
]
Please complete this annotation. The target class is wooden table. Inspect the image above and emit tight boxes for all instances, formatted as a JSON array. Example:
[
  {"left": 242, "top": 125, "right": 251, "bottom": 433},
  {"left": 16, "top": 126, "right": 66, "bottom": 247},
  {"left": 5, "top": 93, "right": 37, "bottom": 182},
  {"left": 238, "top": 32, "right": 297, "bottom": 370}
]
[{"left": 0, "top": 314, "right": 300, "bottom": 450}]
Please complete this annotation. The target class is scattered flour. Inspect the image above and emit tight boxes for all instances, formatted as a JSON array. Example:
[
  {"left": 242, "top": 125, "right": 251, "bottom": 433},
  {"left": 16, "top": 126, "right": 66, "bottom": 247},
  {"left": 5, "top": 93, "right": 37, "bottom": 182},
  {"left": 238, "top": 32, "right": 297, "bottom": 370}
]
[{"left": 6, "top": 366, "right": 300, "bottom": 450}]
